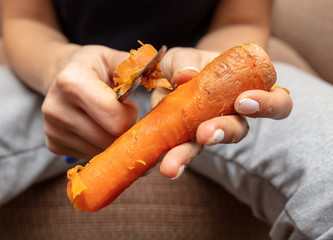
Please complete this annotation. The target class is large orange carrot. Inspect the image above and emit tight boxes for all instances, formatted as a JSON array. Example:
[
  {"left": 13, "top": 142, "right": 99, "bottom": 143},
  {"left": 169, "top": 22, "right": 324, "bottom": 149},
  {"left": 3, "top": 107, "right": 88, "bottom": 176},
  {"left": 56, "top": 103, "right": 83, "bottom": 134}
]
[{"left": 67, "top": 42, "right": 277, "bottom": 212}]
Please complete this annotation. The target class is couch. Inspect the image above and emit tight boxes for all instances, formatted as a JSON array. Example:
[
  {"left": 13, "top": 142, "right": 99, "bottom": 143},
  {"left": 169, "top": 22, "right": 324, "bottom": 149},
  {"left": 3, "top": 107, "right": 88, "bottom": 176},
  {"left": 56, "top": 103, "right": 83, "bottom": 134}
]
[{"left": 0, "top": 0, "right": 332, "bottom": 239}]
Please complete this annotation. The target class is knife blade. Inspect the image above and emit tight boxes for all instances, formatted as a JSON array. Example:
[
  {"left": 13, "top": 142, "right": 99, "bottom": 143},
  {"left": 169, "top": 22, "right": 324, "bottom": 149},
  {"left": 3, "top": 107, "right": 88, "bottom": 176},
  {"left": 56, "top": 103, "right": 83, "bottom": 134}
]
[{"left": 117, "top": 45, "right": 167, "bottom": 102}]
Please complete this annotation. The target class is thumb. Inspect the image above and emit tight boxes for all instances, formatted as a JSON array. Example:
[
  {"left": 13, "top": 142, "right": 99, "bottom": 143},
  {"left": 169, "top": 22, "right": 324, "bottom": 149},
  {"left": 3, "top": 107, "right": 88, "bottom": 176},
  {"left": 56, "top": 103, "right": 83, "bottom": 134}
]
[
  {"left": 160, "top": 47, "right": 201, "bottom": 88},
  {"left": 173, "top": 66, "right": 200, "bottom": 87}
]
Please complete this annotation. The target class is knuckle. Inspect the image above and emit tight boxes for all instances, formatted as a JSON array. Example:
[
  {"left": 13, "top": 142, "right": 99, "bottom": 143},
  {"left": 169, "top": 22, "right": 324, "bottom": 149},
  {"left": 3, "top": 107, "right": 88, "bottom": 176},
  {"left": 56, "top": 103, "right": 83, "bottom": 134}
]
[
  {"left": 241, "top": 122, "right": 250, "bottom": 140},
  {"left": 111, "top": 113, "right": 135, "bottom": 136},
  {"left": 267, "top": 93, "right": 293, "bottom": 120},
  {"left": 238, "top": 117, "right": 250, "bottom": 141},
  {"left": 55, "top": 62, "right": 82, "bottom": 94},
  {"left": 171, "top": 47, "right": 197, "bottom": 60},
  {"left": 162, "top": 47, "right": 199, "bottom": 82},
  {"left": 167, "top": 47, "right": 183, "bottom": 55},
  {"left": 43, "top": 123, "right": 61, "bottom": 144},
  {"left": 164, "top": 47, "right": 194, "bottom": 64},
  {"left": 112, "top": 118, "right": 131, "bottom": 136},
  {"left": 41, "top": 96, "right": 57, "bottom": 120},
  {"left": 45, "top": 138, "right": 63, "bottom": 155},
  {"left": 109, "top": 105, "right": 138, "bottom": 136},
  {"left": 41, "top": 97, "right": 50, "bottom": 115},
  {"left": 41, "top": 98, "right": 64, "bottom": 125},
  {"left": 228, "top": 116, "right": 249, "bottom": 143}
]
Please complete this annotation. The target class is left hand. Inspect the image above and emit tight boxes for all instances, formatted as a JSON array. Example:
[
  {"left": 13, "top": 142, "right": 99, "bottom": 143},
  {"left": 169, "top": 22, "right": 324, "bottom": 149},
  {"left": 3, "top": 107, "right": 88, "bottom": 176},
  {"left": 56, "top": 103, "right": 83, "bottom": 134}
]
[{"left": 153, "top": 47, "right": 293, "bottom": 179}]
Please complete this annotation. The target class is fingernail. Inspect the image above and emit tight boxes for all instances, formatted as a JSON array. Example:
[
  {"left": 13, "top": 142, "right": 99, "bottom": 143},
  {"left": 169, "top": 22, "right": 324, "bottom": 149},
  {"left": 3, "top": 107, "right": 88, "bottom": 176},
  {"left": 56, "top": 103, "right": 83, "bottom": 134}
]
[
  {"left": 64, "top": 156, "right": 78, "bottom": 164},
  {"left": 236, "top": 98, "right": 259, "bottom": 114},
  {"left": 206, "top": 129, "right": 225, "bottom": 145},
  {"left": 170, "top": 165, "right": 185, "bottom": 180},
  {"left": 178, "top": 66, "right": 200, "bottom": 73},
  {"left": 173, "top": 66, "right": 200, "bottom": 88}
]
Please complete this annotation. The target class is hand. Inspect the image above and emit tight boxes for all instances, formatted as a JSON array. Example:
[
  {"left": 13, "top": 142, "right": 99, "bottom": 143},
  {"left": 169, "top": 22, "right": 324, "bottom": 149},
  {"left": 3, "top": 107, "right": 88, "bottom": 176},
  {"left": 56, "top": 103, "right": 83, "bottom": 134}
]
[
  {"left": 153, "top": 47, "right": 293, "bottom": 179},
  {"left": 42, "top": 45, "right": 138, "bottom": 160}
]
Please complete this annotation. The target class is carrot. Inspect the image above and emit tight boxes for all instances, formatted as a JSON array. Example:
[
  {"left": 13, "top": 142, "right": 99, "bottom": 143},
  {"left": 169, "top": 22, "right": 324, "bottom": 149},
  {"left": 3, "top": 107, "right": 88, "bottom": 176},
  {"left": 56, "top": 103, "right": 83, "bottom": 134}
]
[
  {"left": 113, "top": 41, "right": 172, "bottom": 96},
  {"left": 67, "top": 42, "right": 277, "bottom": 212}
]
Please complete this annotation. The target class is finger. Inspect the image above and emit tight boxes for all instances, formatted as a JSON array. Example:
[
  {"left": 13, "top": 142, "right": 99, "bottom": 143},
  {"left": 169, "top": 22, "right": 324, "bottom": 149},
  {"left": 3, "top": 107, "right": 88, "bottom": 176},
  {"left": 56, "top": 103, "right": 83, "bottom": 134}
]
[
  {"left": 160, "top": 48, "right": 220, "bottom": 88},
  {"left": 150, "top": 87, "right": 171, "bottom": 108},
  {"left": 196, "top": 115, "right": 249, "bottom": 145},
  {"left": 160, "top": 48, "right": 200, "bottom": 79},
  {"left": 56, "top": 65, "right": 138, "bottom": 136},
  {"left": 235, "top": 85, "right": 293, "bottom": 120},
  {"left": 46, "top": 138, "right": 98, "bottom": 160},
  {"left": 44, "top": 122, "right": 103, "bottom": 160},
  {"left": 173, "top": 66, "right": 200, "bottom": 87},
  {"left": 159, "top": 142, "right": 203, "bottom": 179},
  {"left": 103, "top": 49, "right": 130, "bottom": 78},
  {"left": 150, "top": 67, "right": 199, "bottom": 108},
  {"left": 42, "top": 93, "right": 117, "bottom": 150},
  {"left": 45, "top": 111, "right": 117, "bottom": 150}
]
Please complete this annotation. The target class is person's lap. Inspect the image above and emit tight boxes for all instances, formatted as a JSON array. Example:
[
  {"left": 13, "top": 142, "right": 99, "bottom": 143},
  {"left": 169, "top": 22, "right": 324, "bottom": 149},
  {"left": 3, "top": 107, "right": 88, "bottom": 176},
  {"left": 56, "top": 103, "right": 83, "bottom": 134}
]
[{"left": 1, "top": 63, "right": 332, "bottom": 239}]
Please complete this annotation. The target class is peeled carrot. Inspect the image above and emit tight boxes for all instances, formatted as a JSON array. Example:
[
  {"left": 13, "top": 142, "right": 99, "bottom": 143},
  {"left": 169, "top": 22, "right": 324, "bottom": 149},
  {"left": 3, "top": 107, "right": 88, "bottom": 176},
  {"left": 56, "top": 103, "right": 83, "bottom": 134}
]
[{"left": 67, "top": 42, "right": 277, "bottom": 212}]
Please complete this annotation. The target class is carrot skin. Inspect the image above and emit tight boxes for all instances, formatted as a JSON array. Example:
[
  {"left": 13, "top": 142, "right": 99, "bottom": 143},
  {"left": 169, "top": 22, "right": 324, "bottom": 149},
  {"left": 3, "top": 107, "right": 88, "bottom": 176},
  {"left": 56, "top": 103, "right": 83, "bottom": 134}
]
[{"left": 67, "top": 42, "right": 277, "bottom": 212}]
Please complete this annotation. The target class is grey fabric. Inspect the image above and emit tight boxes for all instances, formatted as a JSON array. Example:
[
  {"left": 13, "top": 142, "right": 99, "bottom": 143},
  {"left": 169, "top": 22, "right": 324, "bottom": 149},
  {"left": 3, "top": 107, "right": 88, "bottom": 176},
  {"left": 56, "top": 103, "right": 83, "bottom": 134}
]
[
  {"left": 0, "top": 66, "right": 85, "bottom": 205},
  {"left": 190, "top": 63, "right": 333, "bottom": 239}
]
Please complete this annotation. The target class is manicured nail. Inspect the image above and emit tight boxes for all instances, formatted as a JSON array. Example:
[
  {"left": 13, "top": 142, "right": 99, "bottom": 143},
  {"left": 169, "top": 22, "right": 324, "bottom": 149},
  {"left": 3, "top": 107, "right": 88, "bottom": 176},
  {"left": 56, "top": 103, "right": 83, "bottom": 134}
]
[
  {"left": 178, "top": 66, "right": 200, "bottom": 73},
  {"left": 170, "top": 165, "right": 185, "bottom": 180},
  {"left": 236, "top": 98, "right": 259, "bottom": 114},
  {"left": 206, "top": 129, "right": 225, "bottom": 145}
]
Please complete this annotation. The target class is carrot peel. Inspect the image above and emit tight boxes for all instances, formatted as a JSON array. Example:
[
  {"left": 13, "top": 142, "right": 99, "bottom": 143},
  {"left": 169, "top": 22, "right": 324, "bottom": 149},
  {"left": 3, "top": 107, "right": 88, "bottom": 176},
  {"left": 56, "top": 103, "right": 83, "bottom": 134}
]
[
  {"left": 113, "top": 42, "right": 172, "bottom": 96},
  {"left": 67, "top": 166, "right": 87, "bottom": 203}
]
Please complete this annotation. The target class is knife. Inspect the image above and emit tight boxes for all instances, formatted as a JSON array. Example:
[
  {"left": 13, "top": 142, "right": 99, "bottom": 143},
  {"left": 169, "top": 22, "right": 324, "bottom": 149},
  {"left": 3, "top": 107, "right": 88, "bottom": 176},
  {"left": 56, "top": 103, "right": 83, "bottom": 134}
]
[{"left": 117, "top": 45, "right": 167, "bottom": 102}]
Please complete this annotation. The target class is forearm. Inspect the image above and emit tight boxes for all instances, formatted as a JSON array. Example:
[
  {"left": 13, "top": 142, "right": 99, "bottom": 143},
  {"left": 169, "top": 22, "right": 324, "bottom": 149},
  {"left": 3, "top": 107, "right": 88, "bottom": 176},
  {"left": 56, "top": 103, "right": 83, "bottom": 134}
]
[
  {"left": 196, "top": 24, "right": 270, "bottom": 52},
  {"left": 196, "top": 0, "right": 272, "bottom": 53},
  {"left": 1, "top": 0, "right": 79, "bottom": 95}
]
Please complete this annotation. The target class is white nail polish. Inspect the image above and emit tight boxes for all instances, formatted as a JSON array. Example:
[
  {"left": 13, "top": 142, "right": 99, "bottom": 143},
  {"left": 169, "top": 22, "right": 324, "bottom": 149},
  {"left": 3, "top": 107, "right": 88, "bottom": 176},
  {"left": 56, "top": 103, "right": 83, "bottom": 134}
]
[
  {"left": 170, "top": 165, "right": 185, "bottom": 180},
  {"left": 236, "top": 98, "right": 259, "bottom": 114},
  {"left": 206, "top": 129, "right": 224, "bottom": 145},
  {"left": 178, "top": 66, "right": 200, "bottom": 73}
]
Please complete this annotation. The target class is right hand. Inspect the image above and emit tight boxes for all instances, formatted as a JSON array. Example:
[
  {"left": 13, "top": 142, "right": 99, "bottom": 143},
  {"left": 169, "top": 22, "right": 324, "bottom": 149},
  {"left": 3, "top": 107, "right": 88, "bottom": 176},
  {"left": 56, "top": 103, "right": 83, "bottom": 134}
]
[{"left": 42, "top": 45, "right": 138, "bottom": 160}]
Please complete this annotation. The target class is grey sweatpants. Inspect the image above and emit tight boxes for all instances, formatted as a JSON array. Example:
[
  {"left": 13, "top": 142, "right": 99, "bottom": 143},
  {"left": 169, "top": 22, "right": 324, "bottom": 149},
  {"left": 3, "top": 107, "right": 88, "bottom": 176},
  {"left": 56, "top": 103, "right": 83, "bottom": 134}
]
[{"left": 0, "top": 63, "right": 332, "bottom": 239}]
